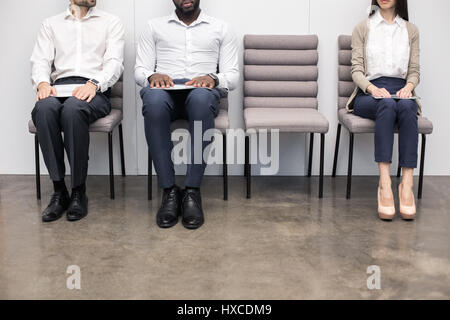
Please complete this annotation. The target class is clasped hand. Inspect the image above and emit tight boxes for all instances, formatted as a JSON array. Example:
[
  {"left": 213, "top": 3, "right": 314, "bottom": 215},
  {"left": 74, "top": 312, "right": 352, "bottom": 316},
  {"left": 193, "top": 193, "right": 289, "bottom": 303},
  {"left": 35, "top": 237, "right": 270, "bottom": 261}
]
[{"left": 367, "top": 83, "right": 414, "bottom": 99}]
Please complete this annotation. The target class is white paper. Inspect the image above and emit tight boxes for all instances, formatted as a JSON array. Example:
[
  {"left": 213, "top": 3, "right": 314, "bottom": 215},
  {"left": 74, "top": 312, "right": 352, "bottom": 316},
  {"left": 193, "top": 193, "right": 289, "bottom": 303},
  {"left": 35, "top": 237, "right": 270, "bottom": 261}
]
[
  {"left": 51, "top": 84, "right": 82, "bottom": 98},
  {"left": 373, "top": 95, "right": 420, "bottom": 100}
]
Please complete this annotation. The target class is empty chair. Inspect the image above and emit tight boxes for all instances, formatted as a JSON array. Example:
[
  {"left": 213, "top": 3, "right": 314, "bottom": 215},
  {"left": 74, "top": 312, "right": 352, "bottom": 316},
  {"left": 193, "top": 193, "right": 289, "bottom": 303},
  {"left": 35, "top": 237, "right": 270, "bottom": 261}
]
[
  {"left": 243, "top": 34, "right": 329, "bottom": 198},
  {"left": 29, "top": 77, "right": 126, "bottom": 200},
  {"left": 332, "top": 35, "right": 433, "bottom": 199}
]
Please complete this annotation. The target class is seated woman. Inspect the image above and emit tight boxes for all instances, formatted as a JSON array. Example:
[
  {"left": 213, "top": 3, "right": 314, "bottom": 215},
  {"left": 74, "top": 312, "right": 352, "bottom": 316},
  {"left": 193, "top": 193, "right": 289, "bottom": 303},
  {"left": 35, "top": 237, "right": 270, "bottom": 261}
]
[{"left": 347, "top": 0, "right": 420, "bottom": 220}]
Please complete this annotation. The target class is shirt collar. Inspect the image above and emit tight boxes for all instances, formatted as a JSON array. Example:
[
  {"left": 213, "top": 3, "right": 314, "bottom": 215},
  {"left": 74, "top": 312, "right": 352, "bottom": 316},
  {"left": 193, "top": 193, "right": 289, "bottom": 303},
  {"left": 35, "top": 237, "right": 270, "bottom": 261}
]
[
  {"left": 372, "top": 9, "right": 405, "bottom": 27},
  {"left": 167, "top": 10, "right": 210, "bottom": 26},
  {"left": 64, "top": 6, "right": 102, "bottom": 20}
]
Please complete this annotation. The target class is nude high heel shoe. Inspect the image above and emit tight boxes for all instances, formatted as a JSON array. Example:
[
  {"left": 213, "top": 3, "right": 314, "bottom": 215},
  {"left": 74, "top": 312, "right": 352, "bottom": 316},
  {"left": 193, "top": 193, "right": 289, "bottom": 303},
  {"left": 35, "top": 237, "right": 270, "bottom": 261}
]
[
  {"left": 378, "top": 187, "right": 396, "bottom": 220},
  {"left": 399, "top": 184, "right": 416, "bottom": 220}
]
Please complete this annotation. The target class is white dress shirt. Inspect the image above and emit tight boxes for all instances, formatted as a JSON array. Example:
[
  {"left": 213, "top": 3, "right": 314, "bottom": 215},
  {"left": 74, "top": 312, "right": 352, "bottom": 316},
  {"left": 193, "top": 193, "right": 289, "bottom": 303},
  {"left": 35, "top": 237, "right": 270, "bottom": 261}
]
[
  {"left": 30, "top": 7, "right": 125, "bottom": 92},
  {"left": 135, "top": 11, "right": 239, "bottom": 91},
  {"left": 366, "top": 10, "right": 410, "bottom": 81}
]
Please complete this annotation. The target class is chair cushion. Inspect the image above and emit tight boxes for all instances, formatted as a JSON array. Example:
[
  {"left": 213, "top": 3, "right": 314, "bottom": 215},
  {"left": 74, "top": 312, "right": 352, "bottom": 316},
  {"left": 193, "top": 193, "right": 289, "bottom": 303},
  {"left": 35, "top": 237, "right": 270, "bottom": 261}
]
[
  {"left": 245, "top": 108, "right": 329, "bottom": 133},
  {"left": 28, "top": 109, "right": 123, "bottom": 134},
  {"left": 170, "top": 109, "right": 230, "bottom": 133},
  {"left": 89, "top": 109, "right": 123, "bottom": 132},
  {"left": 338, "top": 109, "right": 434, "bottom": 134}
]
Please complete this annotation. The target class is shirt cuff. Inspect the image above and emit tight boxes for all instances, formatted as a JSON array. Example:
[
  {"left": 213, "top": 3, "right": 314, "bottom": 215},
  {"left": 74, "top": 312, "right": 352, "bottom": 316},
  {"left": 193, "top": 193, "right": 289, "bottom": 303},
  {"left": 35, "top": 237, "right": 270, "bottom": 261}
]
[
  {"left": 34, "top": 77, "right": 51, "bottom": 91},
  {"left": 216, "top": 73, "right": 229, "bottom": 91}
]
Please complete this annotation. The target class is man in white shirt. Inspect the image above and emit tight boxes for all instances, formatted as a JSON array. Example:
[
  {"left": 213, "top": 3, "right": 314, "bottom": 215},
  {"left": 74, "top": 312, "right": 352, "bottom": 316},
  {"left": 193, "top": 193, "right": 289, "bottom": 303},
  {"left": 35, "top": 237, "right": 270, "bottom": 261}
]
[
  {"left": 31, "top": 0, "right": 124, "bottom": 223},
  {"left": 135, "top": 0, "right": 239, "bottom": 230}
]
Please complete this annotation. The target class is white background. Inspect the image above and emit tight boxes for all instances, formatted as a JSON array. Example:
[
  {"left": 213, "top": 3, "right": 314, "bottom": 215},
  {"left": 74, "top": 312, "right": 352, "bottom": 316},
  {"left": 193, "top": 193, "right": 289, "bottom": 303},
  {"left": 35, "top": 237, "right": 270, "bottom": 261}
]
[{"left": 0, "top": 0, "right": 449, "bottom": 177}]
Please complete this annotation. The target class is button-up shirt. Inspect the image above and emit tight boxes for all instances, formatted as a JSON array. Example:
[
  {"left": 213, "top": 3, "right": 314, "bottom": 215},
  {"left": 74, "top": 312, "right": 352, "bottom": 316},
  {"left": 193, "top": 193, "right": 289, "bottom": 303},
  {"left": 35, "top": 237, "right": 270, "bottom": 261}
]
[
  {"left": 366, "top": 10, "right": 410, "bottom": 81},
  {"left": 135, "top": 11, "right": 239, "bottom": 91},
  {"left": 30, "top": 7, "right": 125, "bottom": 92}
]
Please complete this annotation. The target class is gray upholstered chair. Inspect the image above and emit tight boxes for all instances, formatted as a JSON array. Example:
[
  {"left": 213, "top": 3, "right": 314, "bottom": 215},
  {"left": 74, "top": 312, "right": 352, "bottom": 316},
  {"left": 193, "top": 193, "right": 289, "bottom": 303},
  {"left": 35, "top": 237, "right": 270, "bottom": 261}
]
[
  {"left": 332, "top": 35, "right": 433, "bottom": 199},
  {"left": 29, "top": 77, "right": 126, "bottom": 200},
  {"left": 243, "top": 34, "right": 329, "bottom": 198},
  {"left": 147, "top": 96, "right": 230, "bottom": 201}
]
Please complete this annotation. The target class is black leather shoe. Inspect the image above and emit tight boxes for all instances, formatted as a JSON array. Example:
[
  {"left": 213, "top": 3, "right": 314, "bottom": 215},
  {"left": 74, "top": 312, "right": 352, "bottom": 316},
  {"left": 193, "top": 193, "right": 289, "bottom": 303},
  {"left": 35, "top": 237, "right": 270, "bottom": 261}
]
[
  {"left": 67, "top": 191, "right": 88, "bottom": 221},
  {"left": 42, "top": 191, "right": 70, "bottom": 222},
  {"left": 181, "top": 188, "right": 204, "bottom": 230},
  {"left": 157, "top": 185, "right": 181, "bottom": 228}
]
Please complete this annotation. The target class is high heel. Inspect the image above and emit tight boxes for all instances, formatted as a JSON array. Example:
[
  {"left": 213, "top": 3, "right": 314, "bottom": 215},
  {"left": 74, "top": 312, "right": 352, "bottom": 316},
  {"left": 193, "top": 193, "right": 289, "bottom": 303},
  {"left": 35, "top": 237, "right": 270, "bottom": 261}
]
[
  {"left": 399, "top": 184, "right": 416, "bottom": 220},
  {"left": 378, "top": 187, "right": 396, "bottom": 220}
]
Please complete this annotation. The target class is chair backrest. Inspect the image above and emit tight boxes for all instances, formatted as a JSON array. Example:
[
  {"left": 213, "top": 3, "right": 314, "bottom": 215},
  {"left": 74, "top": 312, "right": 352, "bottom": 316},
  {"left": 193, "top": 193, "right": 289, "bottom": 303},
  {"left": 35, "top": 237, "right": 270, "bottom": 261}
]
[
  {"left": 338, "top": 35, "right": 355, "bottom": 110},
  {"left": 110, "top": 75, "right": 123, "bottom": 110},
  {"left": 243, "top": 35, "right": 319, "bottom": 110}
]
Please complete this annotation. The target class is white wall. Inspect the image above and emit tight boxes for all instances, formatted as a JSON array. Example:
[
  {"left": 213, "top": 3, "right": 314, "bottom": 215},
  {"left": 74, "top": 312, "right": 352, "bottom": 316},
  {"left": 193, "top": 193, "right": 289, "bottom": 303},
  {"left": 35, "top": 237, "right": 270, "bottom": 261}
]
[{"left": 0, "top": 0, "right": 449, "bottom": 177}]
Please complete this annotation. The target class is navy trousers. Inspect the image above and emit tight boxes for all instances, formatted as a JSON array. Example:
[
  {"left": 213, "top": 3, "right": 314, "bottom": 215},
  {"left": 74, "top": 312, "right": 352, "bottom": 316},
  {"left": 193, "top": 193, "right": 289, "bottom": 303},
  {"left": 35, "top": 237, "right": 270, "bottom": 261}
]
[
  {"left": 353, "top": 77, "right": 418, "bottom": 168},
  {"left": 141, "top": 79, "right": 222, "bottom": 189}
]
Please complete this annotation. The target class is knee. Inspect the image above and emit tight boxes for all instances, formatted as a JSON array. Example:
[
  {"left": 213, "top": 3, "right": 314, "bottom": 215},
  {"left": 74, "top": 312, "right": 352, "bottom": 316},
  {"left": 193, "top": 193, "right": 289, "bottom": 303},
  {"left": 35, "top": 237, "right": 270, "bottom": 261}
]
[
  {"left": 32, "top": 97, "right": 60, "bottom": 120},
  {"left": 140, "top": 87, "right": 169, "bottom": 106},
  {"left": 141, "top": 88, "right": 171, "bottom": 118},
  {"left": 376, "top": 99, "right": 397, "bottom": 117},
  {"left": 186, "top": 89, "right": 217, "bottom": 119},
  {"left": 61, "top": 97, "right": 89, "bottom": 120},
  {"left": 397, "top": 100, "right": 418, "bottom": 117}
]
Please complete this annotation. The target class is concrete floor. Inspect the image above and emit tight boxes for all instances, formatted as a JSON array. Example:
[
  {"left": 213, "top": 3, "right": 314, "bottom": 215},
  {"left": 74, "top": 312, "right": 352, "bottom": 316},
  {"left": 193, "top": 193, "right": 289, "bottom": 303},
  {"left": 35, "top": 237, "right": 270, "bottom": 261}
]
[{"left": 0, "top": 174, "right": 449, "bottom": 300}]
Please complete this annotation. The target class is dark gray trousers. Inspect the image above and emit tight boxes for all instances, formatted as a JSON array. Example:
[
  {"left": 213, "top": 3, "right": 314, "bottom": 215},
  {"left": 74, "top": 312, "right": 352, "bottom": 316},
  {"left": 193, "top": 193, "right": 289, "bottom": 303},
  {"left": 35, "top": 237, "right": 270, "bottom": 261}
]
[{"left": 31, "top": 77, "right": 111, "bottom": 188}]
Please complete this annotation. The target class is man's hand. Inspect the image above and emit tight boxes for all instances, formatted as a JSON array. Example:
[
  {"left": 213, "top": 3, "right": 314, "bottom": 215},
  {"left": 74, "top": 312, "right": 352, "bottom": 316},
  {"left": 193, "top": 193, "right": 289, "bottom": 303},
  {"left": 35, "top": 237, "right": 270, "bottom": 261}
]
[
  {"left": 72, "top": 82, "right": 98, "bottom": 103},
  {"left": 149, "top": 74, "right": 174, "bottom": 88},
  {"left": 36, "top": 82, "right": 57, "bottom": 101},
  {"left": 367, "top": 84, "right": 391, "bottom": 98},
  {"left": 396, "top": 83, "right": 414, "bottom": 99},
  {"left": 185, "top": 75, "right": 215, "bottom": 89}
]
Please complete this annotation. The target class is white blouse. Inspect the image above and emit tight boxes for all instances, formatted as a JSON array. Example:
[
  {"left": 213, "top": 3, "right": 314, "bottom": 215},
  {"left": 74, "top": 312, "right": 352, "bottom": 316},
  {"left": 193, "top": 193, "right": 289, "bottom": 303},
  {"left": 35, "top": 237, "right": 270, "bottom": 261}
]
[{"left": 366, "top": 10, "right": 410, "bottom": 81}]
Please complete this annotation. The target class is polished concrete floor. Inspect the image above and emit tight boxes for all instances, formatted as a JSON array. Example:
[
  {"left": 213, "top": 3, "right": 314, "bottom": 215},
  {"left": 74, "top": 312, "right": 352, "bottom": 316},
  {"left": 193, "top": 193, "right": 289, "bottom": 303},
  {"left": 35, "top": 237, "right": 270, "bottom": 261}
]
[{"left": 0, "top": 174, "right": 449, "bottom": 300}]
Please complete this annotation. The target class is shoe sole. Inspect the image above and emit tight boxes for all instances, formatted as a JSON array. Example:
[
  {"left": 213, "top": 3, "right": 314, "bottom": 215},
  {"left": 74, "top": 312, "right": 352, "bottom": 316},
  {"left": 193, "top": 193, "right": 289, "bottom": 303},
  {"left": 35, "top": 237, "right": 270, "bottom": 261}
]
[
  {"left": 67, "top": 212, "right": 88, "bottom": 222},
  {"left": 400, "top": 213, "right": 416, "bottom": 221},
  {"left": 157, "top": 220, "right": 179, "bottom": 228},
  {"left": 378, "top": 213, "right": 395, "bottom": 221},
  {"left": 182, "top": 221, "right": 204, "bottom": 230},
  {"left": 42, "top": 215, "right": 64, "bottom": 223}
]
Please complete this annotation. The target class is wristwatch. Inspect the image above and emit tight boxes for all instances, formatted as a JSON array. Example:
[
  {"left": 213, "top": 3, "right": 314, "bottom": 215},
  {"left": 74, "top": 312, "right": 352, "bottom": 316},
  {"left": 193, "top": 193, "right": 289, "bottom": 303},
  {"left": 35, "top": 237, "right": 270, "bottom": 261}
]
[
  {"left": 208, "top": 73, "right": 219, "bottom": 87},
  {"left": 88, "top": 79, "right": 100, "bottom": 91}
]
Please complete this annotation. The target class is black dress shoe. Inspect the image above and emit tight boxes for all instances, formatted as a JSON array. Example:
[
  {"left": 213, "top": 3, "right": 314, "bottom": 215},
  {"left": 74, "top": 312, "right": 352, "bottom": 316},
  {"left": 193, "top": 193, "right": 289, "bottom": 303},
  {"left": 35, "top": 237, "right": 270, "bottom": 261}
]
[
  {"left": 157, "top": 185, "right": 181, "bottom": 228},
  {"left": 42, "top": 191, "right": 70, "bottom": 222},
  {"left": 67, "top": 191, "right": 88, "bottom": 221},
  {"left": 181, "top": 188, "right": 204, "bottom": 230}
]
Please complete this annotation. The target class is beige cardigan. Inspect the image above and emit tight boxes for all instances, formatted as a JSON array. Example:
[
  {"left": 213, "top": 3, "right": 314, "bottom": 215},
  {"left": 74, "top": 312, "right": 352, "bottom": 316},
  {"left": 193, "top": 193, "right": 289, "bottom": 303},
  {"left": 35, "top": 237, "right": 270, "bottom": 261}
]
[{"left": 346, "top": 18, "right": 421, "bottom": 113}]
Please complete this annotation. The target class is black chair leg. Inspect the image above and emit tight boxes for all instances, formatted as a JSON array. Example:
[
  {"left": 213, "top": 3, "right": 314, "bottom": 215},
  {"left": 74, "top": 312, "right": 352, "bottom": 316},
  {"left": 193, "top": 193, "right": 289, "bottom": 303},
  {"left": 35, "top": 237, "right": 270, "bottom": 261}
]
[
  {"left": 245, "top": 136, "right": 251, "bottom": 199},
  {"left": 119, "top": 124, "right": 126, "bottom": 177},
  {"left": 319, "top": 133, "right": 325, "bottom": 198},
  {"left": 346, "top": 133, "right": 354, "bottom": 199},
  {"left": 148, "top": 149, "right": 152, "bottom": 201},
  {"left": 34, "top": 135, "right": 41, "bottom": 200},
  {"left": 223, "top": 133, "right": 228, "bottom": 201},
  {"left": 418, "top": 134, "right": 426, "bottom": 199},
  {"left": 308, "top": 133, "right": 314, "bottom": 177},
  {"left": 332, "top": 124, "right": 341, "bottom": 177},
  {"left": 108, "top": 132, "right": 115, "bottom": 200},
  {"left": 397, "top": 165, "right": 401, "bottom": 178}
]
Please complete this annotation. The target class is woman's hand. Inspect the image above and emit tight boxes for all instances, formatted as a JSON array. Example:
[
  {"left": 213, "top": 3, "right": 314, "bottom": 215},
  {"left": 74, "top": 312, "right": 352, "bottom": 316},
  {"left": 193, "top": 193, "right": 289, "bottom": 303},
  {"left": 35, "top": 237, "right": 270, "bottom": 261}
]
[
  {"left": 367, "top": 84, "right": 391, "bottom": 98},
  {"left": 396, "top": 83, "right": 414, "bottom": 99}
]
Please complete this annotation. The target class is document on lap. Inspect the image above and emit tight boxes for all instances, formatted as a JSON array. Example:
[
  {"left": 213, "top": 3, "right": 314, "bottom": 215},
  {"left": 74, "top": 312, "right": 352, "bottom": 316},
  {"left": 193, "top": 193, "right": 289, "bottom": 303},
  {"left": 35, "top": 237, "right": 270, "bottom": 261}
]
[
  {"left": 373, "top": 95, "right": 421, "bottom": 100},
  {"left": 150, "top": 84, "right": 212, "bottom": 91},
  {"left": 51, "top": 84, "right": 82, "bottom": 98}
]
